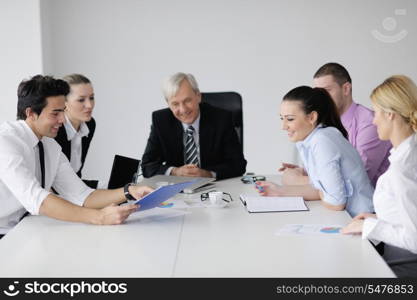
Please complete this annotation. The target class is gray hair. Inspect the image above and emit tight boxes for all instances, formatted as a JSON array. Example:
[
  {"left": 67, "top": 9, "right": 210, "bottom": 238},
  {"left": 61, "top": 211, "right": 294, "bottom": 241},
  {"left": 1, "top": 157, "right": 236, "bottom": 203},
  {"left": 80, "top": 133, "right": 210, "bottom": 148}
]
[{"left": 162, "top": 72, "right": 200, "bottom": 101}]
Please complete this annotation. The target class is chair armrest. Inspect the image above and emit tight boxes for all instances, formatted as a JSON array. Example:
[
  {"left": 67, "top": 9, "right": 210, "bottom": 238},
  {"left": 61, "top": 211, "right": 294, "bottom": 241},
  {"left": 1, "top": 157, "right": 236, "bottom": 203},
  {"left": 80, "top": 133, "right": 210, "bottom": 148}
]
[{"left": 387, "top": 257, "right": 417, "bottom": 267}]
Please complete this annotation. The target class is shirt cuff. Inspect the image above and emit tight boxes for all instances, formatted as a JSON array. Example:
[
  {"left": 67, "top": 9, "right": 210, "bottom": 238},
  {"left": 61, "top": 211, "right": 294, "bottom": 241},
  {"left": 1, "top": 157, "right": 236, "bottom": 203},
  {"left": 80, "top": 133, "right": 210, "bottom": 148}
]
[
  {"left": 76, "top": 188, "right": 95, "bottom": 206},
  {"left": 314, "top": 180, "right": 346, "bottom": 206},
  {"left": 362, "top": 217, "right": 381, "bottom": 245},
  {"left": 74, "top": 187, "right": 95, "bottom": 207},
  {"left": 32, "top": 190, "right": 52, "bottom": 215},
  {"left": 165, "top": 167, "right": 174, "bottom": 176}
]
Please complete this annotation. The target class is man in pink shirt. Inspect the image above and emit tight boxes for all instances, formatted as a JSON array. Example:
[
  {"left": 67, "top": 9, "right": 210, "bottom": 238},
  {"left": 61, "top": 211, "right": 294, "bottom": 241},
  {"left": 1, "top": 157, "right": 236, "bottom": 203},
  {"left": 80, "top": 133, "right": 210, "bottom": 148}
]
[{"left": 313, "top": 62, "right": 391, "bottom": 187}]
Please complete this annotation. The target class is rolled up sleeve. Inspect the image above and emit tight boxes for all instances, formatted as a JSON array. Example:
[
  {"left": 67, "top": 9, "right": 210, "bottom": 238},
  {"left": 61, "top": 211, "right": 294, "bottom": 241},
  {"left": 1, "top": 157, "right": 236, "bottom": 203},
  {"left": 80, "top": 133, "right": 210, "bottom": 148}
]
[
  {"left": 314, "top": 159, "right": 350, "bottom": 206},
  {"left": 52, "top": 153, "right": 94, "bottom": 206},
  {"left": 362, "top": 217, "right": 381, "bottom": 246},
  {"left": 0, "top": 143, "right": 50, "bottom": 215}
]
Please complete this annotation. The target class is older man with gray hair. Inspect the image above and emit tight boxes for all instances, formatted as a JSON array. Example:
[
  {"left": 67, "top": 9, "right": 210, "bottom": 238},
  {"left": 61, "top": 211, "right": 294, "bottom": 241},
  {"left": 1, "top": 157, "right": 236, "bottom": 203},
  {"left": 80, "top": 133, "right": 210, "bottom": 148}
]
[{"left": 141, "top": 72, "right": 246, "bottom": 180}]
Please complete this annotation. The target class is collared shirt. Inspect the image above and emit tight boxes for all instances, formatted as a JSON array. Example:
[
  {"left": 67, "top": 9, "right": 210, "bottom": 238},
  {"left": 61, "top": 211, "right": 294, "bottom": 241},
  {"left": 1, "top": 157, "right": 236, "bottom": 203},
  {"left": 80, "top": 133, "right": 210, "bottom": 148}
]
[
  {"left": 165, "top": 115, "right": 201, "bottom": 176},
  {"left": 362, "top": 134, "right": 417, "bottom": 254},
  {"left": 296, "top": 126, "right": 374, "bottom": 217},
  {"left": 0, "top": 120, "right": 94, "bottom": 234},
  {"left": 63, "top": 115, "right": 90, "bottom": 173},
  {"left": 341, "top": 102, "right": 392, "bottom": 187},
  {"left": 181, "top": 115, "right": 201, "bottom": 165},
  {"left": 165, "top": 114, "right": 216, "bottom": 178},
  {"left": 164, "top": 114, "right": 216, "bottom": 179}
]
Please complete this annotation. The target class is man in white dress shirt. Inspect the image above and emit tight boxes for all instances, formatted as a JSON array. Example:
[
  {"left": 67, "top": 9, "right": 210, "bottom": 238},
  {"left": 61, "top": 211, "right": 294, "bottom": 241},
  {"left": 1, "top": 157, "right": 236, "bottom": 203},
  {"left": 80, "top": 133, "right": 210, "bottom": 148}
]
[{"left": 0, "top": 75, "right": 152, "bottom": 238}]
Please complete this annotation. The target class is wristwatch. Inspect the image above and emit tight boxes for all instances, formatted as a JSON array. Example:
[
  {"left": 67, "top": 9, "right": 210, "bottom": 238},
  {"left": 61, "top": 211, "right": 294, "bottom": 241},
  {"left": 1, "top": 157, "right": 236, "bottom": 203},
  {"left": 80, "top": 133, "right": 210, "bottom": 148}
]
[{"left": 124, "top": 183, "right": 136, "bottom": 200}]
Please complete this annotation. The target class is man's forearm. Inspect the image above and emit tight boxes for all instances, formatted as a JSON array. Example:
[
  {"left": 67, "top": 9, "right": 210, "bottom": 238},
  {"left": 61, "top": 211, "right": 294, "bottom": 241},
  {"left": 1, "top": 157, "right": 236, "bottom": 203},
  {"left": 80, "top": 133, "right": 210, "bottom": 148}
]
[
  {"left": 142, "top": 161, "right": 166, "bottom": 178},
  {"left": 83, "top": 188, "right": 125, "bottom": 209},
  {"left": 39, "top": 194, "right": 102, "bottom": 224}
]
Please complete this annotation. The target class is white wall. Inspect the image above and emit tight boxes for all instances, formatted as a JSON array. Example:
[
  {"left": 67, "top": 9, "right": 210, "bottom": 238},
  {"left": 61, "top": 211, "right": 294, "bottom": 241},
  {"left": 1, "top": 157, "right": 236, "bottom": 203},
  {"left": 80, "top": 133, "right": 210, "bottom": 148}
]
[
  {"left": 37, "top": 0, "right": 417, "bottom": 182},
  {"left": 0, "top": 0, "right": 43, "bottom": 123}
]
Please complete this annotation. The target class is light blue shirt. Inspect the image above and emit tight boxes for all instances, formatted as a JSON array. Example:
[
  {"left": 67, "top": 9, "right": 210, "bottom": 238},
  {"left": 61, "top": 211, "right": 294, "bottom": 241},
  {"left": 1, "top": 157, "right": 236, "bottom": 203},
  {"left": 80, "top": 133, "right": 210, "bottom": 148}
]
[{"left": 296, "top": 126, "right": 374, "bottom": 217}]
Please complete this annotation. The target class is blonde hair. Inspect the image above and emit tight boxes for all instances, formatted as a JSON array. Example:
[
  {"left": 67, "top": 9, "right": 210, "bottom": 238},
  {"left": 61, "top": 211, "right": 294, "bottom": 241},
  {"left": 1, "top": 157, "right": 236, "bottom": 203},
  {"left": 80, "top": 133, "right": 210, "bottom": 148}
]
[
  {"left": 62, "top": 73, "right": 91, "bottom": 85},
  {"left": 370, "top": 75, "right": 417, "bottom": 132}
]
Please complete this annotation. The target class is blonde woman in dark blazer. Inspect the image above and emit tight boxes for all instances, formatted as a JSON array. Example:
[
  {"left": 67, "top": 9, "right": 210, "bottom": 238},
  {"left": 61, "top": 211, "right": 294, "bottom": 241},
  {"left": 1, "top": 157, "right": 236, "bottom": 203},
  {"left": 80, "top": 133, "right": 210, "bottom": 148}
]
[{"left": 55, "top": 74, "right": 96, "bottom": 187}]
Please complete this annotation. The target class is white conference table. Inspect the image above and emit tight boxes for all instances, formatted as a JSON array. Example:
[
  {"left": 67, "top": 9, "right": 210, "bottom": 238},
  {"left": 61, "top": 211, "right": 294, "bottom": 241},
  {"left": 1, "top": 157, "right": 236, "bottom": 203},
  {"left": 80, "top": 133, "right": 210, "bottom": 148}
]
[{"left": 0, "top": 176, "right": 394, "bottom": 277}]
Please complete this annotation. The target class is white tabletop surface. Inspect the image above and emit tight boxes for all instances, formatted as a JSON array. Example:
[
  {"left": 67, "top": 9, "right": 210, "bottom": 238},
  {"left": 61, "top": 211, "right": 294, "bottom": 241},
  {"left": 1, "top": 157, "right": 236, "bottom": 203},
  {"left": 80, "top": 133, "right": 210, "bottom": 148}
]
[{"left": 0, "top": 176, "right": 394, "bottom": 277}]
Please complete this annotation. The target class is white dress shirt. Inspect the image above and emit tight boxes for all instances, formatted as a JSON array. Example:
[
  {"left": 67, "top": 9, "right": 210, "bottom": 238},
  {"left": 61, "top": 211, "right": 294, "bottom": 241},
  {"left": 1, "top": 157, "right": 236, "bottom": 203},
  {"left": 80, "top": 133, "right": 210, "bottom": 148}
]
[
  {"left": 165, "top": 115, "right": 201, "bottom": 175},
  {"left": 64, "top": 115, "right": 90, "bottom": 173},
  {"left": 0, "top": 120, "right": 94, "bottom": 234},
  {"left": 362, "top": 133, "right": 417, "bottom": 254},
  {"left": 164, "top": 114, "right": 215, "bottom": 178},
  {"left": 165, "top": 115, "right": 216, "bottom": 178}
]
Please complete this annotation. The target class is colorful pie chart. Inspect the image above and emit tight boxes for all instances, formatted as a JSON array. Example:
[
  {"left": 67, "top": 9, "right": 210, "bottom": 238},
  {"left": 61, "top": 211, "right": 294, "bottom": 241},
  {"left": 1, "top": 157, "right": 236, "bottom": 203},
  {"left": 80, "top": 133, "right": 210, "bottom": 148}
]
[
  {"left": 320, "top": 227, "right": 341, "bottom": 234},
  {"left": 158, "top": 201, "right": 174, "bottom": 208}
]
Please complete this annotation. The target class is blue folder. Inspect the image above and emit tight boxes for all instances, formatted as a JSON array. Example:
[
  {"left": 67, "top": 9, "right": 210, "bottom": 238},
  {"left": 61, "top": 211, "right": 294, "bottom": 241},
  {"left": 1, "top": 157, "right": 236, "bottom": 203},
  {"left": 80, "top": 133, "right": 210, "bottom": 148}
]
[{"left": 134, "top": 179, "right": 201, "bottom": 211}]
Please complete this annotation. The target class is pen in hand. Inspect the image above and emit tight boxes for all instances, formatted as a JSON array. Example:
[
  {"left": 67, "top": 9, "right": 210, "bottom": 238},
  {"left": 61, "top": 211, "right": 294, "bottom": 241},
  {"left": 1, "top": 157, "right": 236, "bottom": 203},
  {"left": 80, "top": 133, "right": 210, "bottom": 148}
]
[{"left": 255, "top": 182, "right": 264, "bottom": 193}]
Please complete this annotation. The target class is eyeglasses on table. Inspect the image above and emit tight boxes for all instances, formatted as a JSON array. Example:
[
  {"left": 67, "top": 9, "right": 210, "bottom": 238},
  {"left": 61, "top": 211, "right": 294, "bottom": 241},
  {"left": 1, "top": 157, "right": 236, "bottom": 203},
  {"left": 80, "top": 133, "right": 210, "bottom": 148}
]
[
  {"left": 240, "top": 175, "right": 266, "bottom": 184},
  {"left": 200, "top": 190, "right": 233, "bottom": 203}
]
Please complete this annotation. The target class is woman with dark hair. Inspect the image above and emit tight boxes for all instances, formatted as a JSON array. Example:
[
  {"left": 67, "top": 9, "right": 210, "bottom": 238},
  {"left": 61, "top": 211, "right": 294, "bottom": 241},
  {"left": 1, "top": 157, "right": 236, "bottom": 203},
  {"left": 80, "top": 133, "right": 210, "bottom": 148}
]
[{"left": 257, "top": 86, "right": 374, "bottom": 217}]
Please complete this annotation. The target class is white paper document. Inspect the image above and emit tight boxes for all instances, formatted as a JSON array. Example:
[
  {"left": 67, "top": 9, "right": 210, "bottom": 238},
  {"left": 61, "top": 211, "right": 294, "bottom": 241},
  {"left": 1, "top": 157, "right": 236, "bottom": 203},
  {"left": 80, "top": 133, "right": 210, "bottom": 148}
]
[
  {"left": 133, "top": 208, "right": 191, "bottom": 223},
  {"left": 276, "top": 224, "right": 343, "bottom": 236},
  {"left": 240, "top": 194, "right": 308, "bottom": 213}
]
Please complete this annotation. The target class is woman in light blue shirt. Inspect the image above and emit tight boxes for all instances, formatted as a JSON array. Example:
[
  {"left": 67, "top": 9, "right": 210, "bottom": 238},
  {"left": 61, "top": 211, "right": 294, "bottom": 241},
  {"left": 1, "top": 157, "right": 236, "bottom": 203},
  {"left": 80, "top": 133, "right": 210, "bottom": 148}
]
[{"left": 257, "top": 86, "right": 374, "bottom": 217}]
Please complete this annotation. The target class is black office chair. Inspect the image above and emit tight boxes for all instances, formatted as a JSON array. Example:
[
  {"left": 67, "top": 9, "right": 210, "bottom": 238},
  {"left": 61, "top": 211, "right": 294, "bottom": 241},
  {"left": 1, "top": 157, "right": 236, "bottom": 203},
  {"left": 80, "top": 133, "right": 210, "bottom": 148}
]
[
  {"left": 383, "top": 244, "right": 417, "bottom": 277},
  {"left": 201, "top": 92, "right": 243, "bottom": 151},
  {"left": 107, "top": 155, "right": 141, "bottom": 189},
  {"left": 386, "top": 257, "right": 417, "bottom": 278}
]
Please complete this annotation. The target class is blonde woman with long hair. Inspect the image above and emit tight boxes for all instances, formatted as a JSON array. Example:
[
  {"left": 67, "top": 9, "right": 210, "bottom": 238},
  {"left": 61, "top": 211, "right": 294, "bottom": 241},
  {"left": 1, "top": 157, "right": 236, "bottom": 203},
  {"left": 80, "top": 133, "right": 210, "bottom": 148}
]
[{"left": 342, "top": 75, "right": 417, "bottom": 277}]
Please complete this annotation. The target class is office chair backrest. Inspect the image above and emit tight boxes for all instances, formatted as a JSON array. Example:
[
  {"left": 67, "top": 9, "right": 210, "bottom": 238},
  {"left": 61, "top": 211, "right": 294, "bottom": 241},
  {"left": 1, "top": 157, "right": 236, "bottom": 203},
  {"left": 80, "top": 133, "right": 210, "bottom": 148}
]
[
  {"left": 108, "top": 155, "right": 140, "bottom": 189},
  {"left": 201, "top": 92, "right": 243, "bottom": 150}
]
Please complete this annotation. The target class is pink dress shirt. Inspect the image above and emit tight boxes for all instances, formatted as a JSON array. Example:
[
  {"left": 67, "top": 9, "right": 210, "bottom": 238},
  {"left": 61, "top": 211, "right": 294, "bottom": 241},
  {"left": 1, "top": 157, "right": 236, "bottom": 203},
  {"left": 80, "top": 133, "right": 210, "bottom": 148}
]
[{"left": 341, "top": 102, "right": 392, "bottom": 187}]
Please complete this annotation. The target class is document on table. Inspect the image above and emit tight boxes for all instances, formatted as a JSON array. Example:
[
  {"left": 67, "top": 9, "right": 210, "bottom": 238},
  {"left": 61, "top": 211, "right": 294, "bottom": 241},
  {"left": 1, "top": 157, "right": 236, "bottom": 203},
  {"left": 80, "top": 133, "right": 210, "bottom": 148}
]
[
  {"left": 134, "top": 179, "right": 200, "bottom": 211},
  {"left": 157, "top": 199, "right": 190, "bottom": 209},
  {"left": 134, "top": 208, "right": 191, "bottom": 223},
  {"left": 239, "top": 194, "right": 308, "bottom": 213},
  {"left": 276, "top": 224, "right": 343, "bottom": 236}
]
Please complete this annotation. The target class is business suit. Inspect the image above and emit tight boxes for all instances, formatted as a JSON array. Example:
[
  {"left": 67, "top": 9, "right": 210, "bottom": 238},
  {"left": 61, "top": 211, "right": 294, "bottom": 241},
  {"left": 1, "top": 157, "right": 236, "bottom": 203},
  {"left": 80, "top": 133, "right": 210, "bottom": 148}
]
[
  {"left": 142, "top": 103, "right": 246, "bottom": 180},
  {"left": 55, "top": 117, "right": 96, "bottom": 178}
]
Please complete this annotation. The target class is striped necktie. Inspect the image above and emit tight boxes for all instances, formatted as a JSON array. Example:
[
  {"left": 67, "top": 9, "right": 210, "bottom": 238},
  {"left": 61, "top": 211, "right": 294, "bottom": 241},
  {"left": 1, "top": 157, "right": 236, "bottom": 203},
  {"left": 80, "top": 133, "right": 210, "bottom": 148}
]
[{"left": 184, "top": 126, "right": 199, "bottom": 166}]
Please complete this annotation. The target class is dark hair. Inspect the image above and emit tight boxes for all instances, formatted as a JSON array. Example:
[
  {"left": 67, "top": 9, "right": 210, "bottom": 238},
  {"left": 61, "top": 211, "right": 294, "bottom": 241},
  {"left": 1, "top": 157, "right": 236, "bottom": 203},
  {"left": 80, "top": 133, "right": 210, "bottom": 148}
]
[
  {"left": 283, "top": 86, "right": 348, "bottom": 139},
  {"left": 313, "top": 62, "right": 352, "bottom": 86},
  {"left": 17, "top": 75, "right": 70, "bottom": 120}
]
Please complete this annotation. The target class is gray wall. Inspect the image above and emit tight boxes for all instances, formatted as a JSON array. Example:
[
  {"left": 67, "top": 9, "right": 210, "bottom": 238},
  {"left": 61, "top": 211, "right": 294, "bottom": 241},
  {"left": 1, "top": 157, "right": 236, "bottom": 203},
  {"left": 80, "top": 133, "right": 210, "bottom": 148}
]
[
  {"left": 19, "top": 0, "right": 417, "bottom": 181},
  {"left": 0, "top": 0, "right": 43, "bottom": 124}
]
